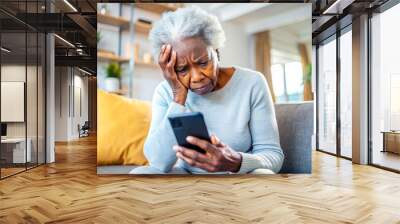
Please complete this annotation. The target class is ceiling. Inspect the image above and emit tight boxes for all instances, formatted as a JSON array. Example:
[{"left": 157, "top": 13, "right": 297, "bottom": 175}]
[
  {"left": 0, "top": 32, "right": 45, "bottom": 65},
  {"left": 0, "top": 0, "right": 97, "bottom": 75},
  {"left": 311, "top": 0, "right": 391, "bottom": 44}
]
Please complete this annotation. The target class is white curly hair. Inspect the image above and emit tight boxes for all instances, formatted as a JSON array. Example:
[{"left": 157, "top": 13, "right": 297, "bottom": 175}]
[{"left": 149, "top": 6, "right": 226, "bottom": 62}]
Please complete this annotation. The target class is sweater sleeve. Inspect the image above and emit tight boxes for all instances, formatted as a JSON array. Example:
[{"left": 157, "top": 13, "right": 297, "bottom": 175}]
[
  {"left": 143, "top": 83, "right": 187, "bottom": 172},
  {"left": 237, "top": 74, "right": 284, "bottom": 174}
]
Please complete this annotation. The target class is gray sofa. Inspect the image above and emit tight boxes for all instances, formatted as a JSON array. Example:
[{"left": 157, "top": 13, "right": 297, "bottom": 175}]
[
  {"left": 275, "top": 102, "right": 313, "bottom": 173},
  {"left": 97, "top": 102, "right": 314, "bottom": 174}
]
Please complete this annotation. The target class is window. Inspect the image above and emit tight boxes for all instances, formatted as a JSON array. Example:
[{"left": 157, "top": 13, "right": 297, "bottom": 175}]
[
  {"left": 316, "top": 26, "right": 353, "bottom": 159},
  {"left": 340, "top": 29, "right": 352, "bottom": 158},
  {"left": 285, "top": 62, "right": 304, "bottom": 101},
  {"left": 271, "top": 62, "right": 304, "bottom": 102},
  {"left": 317, "top": 37, "right": 337, "bottom": 154},
  {"left": 370, "top": 3, "right": 400, "bottom": 171},
  {"left": 271, "top": 64, "right": 286, "bottom": 102}
]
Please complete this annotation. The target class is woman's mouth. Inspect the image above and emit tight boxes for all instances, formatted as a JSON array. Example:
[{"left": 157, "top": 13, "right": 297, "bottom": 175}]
[{"left": 192, "top": 83, "right": 212, "bottom": 95}]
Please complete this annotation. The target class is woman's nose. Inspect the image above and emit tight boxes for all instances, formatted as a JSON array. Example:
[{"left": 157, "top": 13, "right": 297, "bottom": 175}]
[{"left": 190, "top": 69, "right": 205, "bottom": 83}]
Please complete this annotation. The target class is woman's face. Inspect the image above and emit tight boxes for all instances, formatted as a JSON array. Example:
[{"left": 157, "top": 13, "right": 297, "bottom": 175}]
[{"left": 170, "top": 37, "right": 219, "bottom": 95}]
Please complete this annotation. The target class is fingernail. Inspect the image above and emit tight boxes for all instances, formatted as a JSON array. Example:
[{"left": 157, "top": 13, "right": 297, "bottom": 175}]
[
  {"left": 173, "top": 145, "right": 179, "bottom": 151},
  {"left": 162, "top": 45, "right": 165, "bottom": 50},
  {"left": 186, "top": 136, "right": 193, "bottom": 141}
]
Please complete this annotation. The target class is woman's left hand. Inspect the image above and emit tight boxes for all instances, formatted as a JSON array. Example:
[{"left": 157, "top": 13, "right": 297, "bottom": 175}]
[{"left": 173, "top": 135, "right": 242, "bottom": 173}]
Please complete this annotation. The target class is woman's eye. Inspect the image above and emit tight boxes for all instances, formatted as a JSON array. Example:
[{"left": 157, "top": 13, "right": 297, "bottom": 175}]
[
  {"left": 175, "top": 68, "right": 187, "bottom": 74},
  {"left": 199, "top": 61, "right": 208, "bottom": 66}
]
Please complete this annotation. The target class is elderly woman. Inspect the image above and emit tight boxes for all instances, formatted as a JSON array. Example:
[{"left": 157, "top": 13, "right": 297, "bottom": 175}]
[{"left": 130, "top": 6, "right": 284, "bottom": 174}]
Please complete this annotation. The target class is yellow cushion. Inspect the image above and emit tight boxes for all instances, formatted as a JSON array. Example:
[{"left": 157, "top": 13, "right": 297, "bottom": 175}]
[{"left": 97, "top": 90, "right": 150, "bottom": 165}]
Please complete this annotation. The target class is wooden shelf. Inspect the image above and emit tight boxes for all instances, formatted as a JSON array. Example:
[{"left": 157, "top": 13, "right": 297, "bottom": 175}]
[
  {"left": 98, "top": 49, "right": 158, "bottom": 68},
  {"left": 135, "top": 21, "right": 152, "bottom": 34},
  {"left": 134, "top": 3, "right": 178, "bottom": 14},
  {"left": 97, "top": 13, "right": 151, "bottom": 34},
  {"left": 97, "top": 13, "right": 129, "bottom": 28},
  {"left": 97, "top": 50, "right": 129, "bottom": 63},
  {"left": 135, "top": 60, "right": 158, "bottom": 68}
]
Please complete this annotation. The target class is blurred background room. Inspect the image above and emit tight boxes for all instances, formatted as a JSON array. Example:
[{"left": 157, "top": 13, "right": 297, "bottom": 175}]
[{"left": 97, "top": 3, "right": 312, "bottom": 103}]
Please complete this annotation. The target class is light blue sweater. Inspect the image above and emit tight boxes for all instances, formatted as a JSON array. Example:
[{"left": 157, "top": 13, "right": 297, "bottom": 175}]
[{"left": 143, "top": 66, "right": 284, "bottom": 174}]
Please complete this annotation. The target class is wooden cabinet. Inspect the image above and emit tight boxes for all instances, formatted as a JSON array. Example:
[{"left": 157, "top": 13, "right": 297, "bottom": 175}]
[{"left": 382, "top": 131, "right": 400, "bottom": 154}]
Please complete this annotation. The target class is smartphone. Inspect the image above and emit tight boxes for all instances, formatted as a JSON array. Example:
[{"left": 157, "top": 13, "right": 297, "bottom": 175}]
[{"left": 168, "top": 112, "right": 210, "bottom": 154}]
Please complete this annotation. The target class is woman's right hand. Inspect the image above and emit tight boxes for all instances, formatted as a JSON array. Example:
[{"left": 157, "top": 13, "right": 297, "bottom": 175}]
[{"left": 158, "top": 44, "right": 188, "bottom": 105}]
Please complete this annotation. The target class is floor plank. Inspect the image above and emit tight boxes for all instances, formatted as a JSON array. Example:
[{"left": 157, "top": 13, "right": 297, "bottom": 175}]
[{"left": 1, "top": 135, "right": 400, "bottom": 223}]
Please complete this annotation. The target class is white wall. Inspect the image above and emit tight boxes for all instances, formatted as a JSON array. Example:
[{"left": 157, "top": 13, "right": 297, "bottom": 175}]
[
  {"left": 72, "top": 73, "right": 89, "bottom": 138},
  {"left": 218, "top": 21, "right": 252, "bottom": 69},
  {"left": 55, "top": 67, "right": 69, "bottom": 141},
  {"left": 54, "top": 67, "right": 89, "bottom": 141}
]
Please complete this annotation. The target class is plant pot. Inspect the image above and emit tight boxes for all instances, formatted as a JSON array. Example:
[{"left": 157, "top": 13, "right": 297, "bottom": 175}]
[{"left": 104, "top": 77, "right": 120, "bottom": 92}]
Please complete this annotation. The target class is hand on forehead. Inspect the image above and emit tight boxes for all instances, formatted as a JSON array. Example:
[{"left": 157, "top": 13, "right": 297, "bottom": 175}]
[{"left": 170, "top": 37, "right": 212, "bottom": 64}]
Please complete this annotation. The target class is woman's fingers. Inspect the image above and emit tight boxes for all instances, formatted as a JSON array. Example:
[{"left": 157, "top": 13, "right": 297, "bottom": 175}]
[
  {"left": 159, "top": 44, "right": 172, "bottom": 66},
  {"left": 211, "top": 134, "right": 225, "bottom": 147},
  {"left": 211, "top": 134, "right": 220, "bottom": 145},
  {"left": 167, "top": 50, "right": 177, "bottom": 70},
  {"left": 158, "top": 44, "right": 166, "bottom": 63},
  {"left": 176, "top": 152, "right": 199, "bottom": 167},
  {"left": 176, "top": 152, "right": 216, "bottom": 172},
  {"left": 159, "top": 45, "right": 178, "bottom": 82},
  {"left": 164, "top": 44, "right": 172, "bottom": 62},
  {"left": 174, "top": 145, "right": 208, "bottom": 163},
  {"left": 186, "top": 136, "right": 217, "bottom": 154}
]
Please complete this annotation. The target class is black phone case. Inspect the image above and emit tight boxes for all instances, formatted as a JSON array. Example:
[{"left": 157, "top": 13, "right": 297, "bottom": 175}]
[{"left": 168, "top": 112, "right": 210, "bottom": 154}]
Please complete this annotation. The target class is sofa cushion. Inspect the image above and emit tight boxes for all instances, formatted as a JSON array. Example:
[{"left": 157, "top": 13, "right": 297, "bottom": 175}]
[
  {"left": 275, "top": 102, "right": 314, "bottom": 173},
  {"left": 97, "top": 90, "right": 150, "bottom": 166}
]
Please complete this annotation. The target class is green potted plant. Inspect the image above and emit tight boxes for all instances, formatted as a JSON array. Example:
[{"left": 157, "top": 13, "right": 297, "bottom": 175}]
[{"left": 104, "top": 62, "right": 122, "bottom": 92}]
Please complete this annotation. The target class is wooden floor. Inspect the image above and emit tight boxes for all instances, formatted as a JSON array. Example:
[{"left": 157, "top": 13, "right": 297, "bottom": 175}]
[
  {"left": 1, "top": 163, "right": 45, "bottom": 178},
  {"left": 1, "top": 167, "right": 26, "bottom": 178},
  {"left": 1, "top": 135, "right": 400, "bottom": 223}
]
